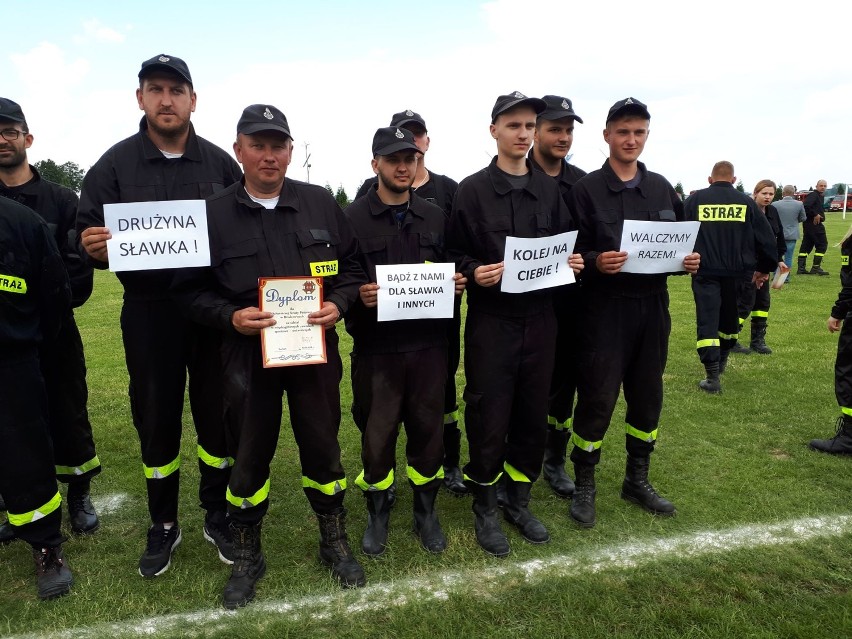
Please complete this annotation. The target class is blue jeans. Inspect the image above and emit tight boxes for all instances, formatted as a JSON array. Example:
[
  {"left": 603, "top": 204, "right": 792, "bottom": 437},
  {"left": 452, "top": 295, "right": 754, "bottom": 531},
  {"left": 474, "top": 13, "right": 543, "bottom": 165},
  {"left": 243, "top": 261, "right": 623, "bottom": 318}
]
[{"left": 785, "top": 240, "right": 796, "bottom": 279}]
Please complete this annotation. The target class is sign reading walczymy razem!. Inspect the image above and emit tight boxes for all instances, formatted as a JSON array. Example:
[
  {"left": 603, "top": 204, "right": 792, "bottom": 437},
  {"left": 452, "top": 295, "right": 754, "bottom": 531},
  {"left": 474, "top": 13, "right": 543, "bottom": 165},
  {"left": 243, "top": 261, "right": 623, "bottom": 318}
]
[
  {"left": 501, "top": 231, "right": 578, "bottom": 293},
  {"left": 619, "top": 220, "right": 700, "bottom": 274},
  {"left": 375, "top": 263, "right": 455, "bottom": 322},
  {"left": 104, "top": 200, "right": 210, "bottom": 272}
]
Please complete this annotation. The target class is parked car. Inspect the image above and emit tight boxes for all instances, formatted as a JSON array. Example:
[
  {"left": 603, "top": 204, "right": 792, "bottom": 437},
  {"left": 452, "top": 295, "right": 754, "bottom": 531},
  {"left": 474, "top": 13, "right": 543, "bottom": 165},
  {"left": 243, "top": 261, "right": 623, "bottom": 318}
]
[{"left": 830, "top": 194, "right": 852, "bottom": 211}]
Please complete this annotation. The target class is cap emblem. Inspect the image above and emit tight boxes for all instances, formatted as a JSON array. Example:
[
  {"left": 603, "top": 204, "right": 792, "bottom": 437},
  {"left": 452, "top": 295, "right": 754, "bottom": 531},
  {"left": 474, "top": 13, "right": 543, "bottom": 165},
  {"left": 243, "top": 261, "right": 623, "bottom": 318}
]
[
  {"left": 561, "top": 99, "right": 569, "bottom": 109},
  {"left": 625, "top": 98, "right": 634, "bottom": 105},
  {"left": 405, "top": 109, "right": 414, "bottom": 116},
  {"left": 158, "top": 56, "right": 170, "bottom": 62},
  {"left": 263, "top": 107, "right": 274, "bottom": 120},
  {"left": 395, "top": 128, "right": 404, "bottom": 139},
  {"left": 512, "top": 91, "right": 525, "bottom": 99}
]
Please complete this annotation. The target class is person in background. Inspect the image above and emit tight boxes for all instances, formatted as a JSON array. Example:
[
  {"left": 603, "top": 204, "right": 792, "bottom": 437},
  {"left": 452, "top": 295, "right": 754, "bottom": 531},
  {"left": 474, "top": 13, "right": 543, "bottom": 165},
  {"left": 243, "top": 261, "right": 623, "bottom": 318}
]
[
  {"left": 799, "top": 179, "right": 829, "bottom": 276},
  {"left": 773, "top": 184, "right": 806, "bottom": 281}
]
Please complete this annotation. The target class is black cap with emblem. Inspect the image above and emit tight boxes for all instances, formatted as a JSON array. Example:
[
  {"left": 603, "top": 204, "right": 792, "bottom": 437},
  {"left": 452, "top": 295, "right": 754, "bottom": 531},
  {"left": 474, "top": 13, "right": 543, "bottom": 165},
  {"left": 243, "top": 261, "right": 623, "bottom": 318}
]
[
  {"left": 389, "top": 109, "right": 427, "bottom": 132},
  {"left": 372, "top": 127, "right": 421, "bottom": 156},
  {"left": 0, "top": 98, "right": 26, "bottom": 125},
  {"left": 605, "top": 97, "right": 650, "bottom": 124},
  {"left": 538, "top": 95, "right": 583, "bottom": 124},
  {"left": 236, "top": 104, "right": 292, "bottom": 138},
  {"left": 138, "top": 54, "right": 193, "bottom": 86},
  {"left": 491, "top": 91, "right": 546, "bottom": 123}
]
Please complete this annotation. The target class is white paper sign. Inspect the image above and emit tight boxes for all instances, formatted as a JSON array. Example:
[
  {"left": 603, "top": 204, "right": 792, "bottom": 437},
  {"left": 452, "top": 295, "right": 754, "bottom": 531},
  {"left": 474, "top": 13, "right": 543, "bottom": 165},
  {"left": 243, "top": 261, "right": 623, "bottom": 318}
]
[
  {"left": 501, "top": 231, "right": 578, "bottom": 293},
  {"left": 619, "top": 220, "right": 700, "bottom": 274},
  {"left": 104, "top": 200, "right": 210, "bottom": 272},
  {"left": 375, "top": 263, "right": 455, "bottom": 321}
]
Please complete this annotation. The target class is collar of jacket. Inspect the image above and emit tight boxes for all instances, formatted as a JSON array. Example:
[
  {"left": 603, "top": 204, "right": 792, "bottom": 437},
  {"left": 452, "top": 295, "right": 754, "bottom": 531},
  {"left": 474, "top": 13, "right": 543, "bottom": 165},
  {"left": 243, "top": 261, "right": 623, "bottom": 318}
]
[
  {"left": 234, "top": 177, "right": 302, "bottom": 213},
  {"left": 366, "top": 186, "right": 425, "bottom": 220},
  {"left": 137, "top": 116, "right": 203, "bottom": 162},
  {"left": 601, "top": 159, "right": 649, "bottom": 196},
  {"left": 709, "top": 182, "right": 735, "bottom": 189},
  {"left": 485, "top": 156, "right": 542, "bottom": 198}
]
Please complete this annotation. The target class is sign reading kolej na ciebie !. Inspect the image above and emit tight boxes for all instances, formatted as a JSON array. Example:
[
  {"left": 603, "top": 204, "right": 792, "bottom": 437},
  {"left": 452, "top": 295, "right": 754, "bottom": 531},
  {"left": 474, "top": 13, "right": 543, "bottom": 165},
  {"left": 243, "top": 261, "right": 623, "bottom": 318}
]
[
  {"left": 104, "top": 200, "right": 210, "bottom": 272},
  {"left": 501, "top": 231, "right": 578, "bottom": 293}
]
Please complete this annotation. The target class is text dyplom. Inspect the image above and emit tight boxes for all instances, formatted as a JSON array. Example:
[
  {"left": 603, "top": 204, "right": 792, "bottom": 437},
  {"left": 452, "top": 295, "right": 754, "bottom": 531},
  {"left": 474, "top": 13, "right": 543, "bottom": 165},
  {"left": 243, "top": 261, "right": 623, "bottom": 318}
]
[
  {"left": 501, "top": 231, "right": 578, "bottom": 293},
  {"left": 619, "top": 220, "right": 700, "bottom": 274},
  {"left": 104, "top": 200, "right": 211, "bottom": 272},
  {"left": 375, "top": 263, "right": 455, "bottom": 321}
]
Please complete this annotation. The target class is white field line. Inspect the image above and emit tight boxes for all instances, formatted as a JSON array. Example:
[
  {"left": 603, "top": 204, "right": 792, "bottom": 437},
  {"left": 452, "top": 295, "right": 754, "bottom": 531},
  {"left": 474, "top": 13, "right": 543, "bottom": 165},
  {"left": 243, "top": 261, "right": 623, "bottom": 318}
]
[
  {"left": 10, "top": 514, "right": 852, "bottom": 639},
  {"left": 91, "top": 492, "right": 129, "bottom": 515}
]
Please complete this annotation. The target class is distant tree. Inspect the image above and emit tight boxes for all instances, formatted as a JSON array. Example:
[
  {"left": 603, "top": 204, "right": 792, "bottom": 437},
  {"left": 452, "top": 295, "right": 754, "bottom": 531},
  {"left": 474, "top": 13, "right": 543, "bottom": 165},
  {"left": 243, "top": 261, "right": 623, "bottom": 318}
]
[
  {"left": 735, "top": 180, "right": 745, "bottom": 193},
  {"left": 674, "top": 182, "right": 685, "bottom": 200},
  {"left": 832, "top": 182, "right": 847, "bottom": 195},
  {"left": 334, "top": 185, "right": 350, "bottom": 209},
  {"left": 34, "top": 159, "right": 85, "bottom": 193},
  {"left": 324, "top": 183, "right": 335, "bottom": 198},
  {"left": 774, "top": 182, "right": 783, "bottom": 202}
]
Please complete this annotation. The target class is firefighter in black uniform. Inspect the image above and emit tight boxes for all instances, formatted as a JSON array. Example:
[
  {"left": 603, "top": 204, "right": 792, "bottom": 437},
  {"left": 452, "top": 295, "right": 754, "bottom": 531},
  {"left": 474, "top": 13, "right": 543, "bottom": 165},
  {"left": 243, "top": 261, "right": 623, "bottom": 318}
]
[
  {"left": 0, "top": 196, "right": 74, "bottom": 599},
  {"left": 344, "top": 127, "right": 466, "bottom": 557},
  {"left": 447, "top": 92, "right": 584, "bottom": 557},
  {"left": 529, "top": 95, "right": 586, "bottom": 499},
  {"left": 0, "top": 98, "right": 98, "bottom": 545},
  {"left": 172, "top": 104, "right": 368, "bottom": 608},
  {"left": 733, "top": 180, "right": 789, "bottom": 355},
  {"left": 799, "top": 179, "right": 829, "bottom": 275},
  {"left": 569, "top": 98, "right": 700, "bottom": 528},
  {"left": 77, "top": 55, "right": 243, "bottom": 577},
  {"left": 810, "top": 225, "right": 852, "bottom": 453},
  {"left": 686, "top": 162, "right": 779, "bottom": 393},
  {"left": 355, "top": 111, "right": 467, "bottom": 496}
]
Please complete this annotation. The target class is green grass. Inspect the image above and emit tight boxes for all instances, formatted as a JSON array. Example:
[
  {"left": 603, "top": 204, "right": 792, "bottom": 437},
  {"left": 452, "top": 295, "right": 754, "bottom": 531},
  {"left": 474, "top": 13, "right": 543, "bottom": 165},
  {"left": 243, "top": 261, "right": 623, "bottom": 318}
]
[{"left": 2, "top": 214, "right": 852, "bottom": 638}]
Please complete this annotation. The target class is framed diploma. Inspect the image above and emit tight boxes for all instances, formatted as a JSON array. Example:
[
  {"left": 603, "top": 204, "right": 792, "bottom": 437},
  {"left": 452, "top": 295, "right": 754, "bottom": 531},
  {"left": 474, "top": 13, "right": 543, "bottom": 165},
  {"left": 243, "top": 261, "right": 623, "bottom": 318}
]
[{"left": 259, "top": 276, "right": 327, "bottom": 368}]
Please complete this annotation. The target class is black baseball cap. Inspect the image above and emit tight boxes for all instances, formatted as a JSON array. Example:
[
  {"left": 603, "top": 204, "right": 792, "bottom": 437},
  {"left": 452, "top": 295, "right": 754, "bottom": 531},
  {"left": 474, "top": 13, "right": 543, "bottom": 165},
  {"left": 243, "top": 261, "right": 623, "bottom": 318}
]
[
  {"left": 138, "top": 54, "right": 193, "bottom": 86},
  {"left": 237, "top": 104, "right": 292, "bottom": 138},
  {"left": 0, "top": 98, "right": 26, "bottom": 125},
  {"left": 389, "top": 109, "right": 427, "bottom": 132},
  {"left": 606, "top": 97, "right": 650, "bottom": 123},
  {"left": 491, "top": 91, "right": 546, "bottom": 123},
  {"left": 538, "top": 95, "right": 583, "bottom": 124},
  {"left": 372, "top": 127, "right": 421, "bottom": 156}
]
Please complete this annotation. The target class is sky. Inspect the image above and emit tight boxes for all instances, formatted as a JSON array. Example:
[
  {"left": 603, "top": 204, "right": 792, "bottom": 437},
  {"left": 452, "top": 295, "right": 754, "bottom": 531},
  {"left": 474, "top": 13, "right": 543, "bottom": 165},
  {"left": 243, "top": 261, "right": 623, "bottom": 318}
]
[{"left": 4, "top": 0, "right": 851, "bottom": 197}]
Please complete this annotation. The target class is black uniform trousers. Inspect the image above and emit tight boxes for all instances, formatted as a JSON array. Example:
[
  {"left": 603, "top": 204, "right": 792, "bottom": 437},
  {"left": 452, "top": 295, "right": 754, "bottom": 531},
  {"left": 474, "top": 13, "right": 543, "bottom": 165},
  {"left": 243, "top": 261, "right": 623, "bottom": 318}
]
[
  {"left": 571, "top": 291, "right": 670, "bottom": 466},
  {"left": 222, "top": 329, "right": 346, "bottom": 524},
  {"left": 799, "top": 223, "right": 828, "bottom": 257},
  {"left": 120, "top": 298, "right": 230, "bottom": 523},
  {"left": 462, "top": 308, "right": 556, "bottom": 484},
  {"left": 836, "top": 314, "right": 852, "bottom": 413},
  {"left": 692, "top": 275, "right": 740, "bottom": 365},
  {"left": 353, "top": 346, "right": 446, "bottom": 490},
  {"left": 0, "top": 350, "right": 64, "bottom": 547},
  {"left": 39, "top": 312, "right": 100, "bottom": 484},
  {"left": 548, "top": 286, "right": 583, "bottom": 428},
  {"left": 444, "top": 296, "right": 463, "bottom": 423},
  {"left": 736, "top": 275, "right": 770, "bottom": 325}
]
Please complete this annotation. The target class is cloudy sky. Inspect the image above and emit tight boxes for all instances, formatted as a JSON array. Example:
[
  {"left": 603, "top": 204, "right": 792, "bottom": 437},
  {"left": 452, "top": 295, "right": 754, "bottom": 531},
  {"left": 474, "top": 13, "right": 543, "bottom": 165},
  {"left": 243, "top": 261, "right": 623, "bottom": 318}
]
[{"left": 4, "top": 0, "right": 850, "bottom": 196}]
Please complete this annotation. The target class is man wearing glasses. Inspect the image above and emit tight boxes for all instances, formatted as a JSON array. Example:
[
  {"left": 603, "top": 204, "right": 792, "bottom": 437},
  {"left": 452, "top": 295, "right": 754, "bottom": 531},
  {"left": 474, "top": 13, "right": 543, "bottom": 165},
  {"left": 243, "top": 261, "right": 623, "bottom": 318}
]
[{"left": 0, "top": 98, "right": 98, "bottom": 543}]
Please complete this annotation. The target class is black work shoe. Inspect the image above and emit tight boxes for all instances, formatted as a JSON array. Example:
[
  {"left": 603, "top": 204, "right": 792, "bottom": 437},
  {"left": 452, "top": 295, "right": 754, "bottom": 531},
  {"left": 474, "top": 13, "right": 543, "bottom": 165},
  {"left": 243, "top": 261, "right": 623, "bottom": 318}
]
[
  {"left": 569, "top": 464, "right": 597, "bottom": 528},
  {"left": 729, "top": 341, "right": 752, "bottom": 355},
  {"left": 502, "top": 482, "right": 550, "bottom": 544},
  {"left": 442, "top": 466, "right": 469, "bottom": 496},
  {"left": 809, "top": 417, "right": 852, "bottom": 455},
  {"left": 33, "top": 545, "right": 73, "bottom": 600},
  {"left": 621, "top": 456, "right": 675, "bottom": 516},
  {"left": 139, "top": 523, "right": 182, "bottom": 577},
  {"left": 811, "top": 266, "right": 830, "bottom": 276},
  {"left": 204, "top": 510, "right": 235, "bottom": 565},
  {"left": 412, "top": 488, "right": 447, "bottom": 553},
  {"left": 542, "top": 462, "right": 575, "bottom": 499},
  {"left": 0, "top": 519, "right": 16, "bottom": 544},
  {"left": 471, "top": 484, "right": 510, "bottom": 557},
  {"left": 494, "top": 476, "right": 507, "bottom": 509},
  {"left": 361, "top": 491, "right": 391, "bottom": 558},
  {"left": 222, "top": 522, "right": 266, "bottom": 609},
  {"left": 0, "top": 493, "right": 6, "bottom": 511},
  {"left": 698, "top": 378, "right": 721, "bottom": 394},
  {"left": 67, "top": 487, "right": 99, "bottom": 535},
  {"left": 317, "top": 509, "right": 366, "bottom": 589}
]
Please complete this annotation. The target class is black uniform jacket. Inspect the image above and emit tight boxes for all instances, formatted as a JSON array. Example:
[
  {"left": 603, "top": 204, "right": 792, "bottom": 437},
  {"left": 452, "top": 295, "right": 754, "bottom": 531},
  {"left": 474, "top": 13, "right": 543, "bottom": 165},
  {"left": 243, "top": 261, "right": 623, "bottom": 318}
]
[
  {"left": 344, "top": 187, "right": 449, "bottom": 355},
  {"left": 76, "top": 118, "right": 242, "bottom": 299},
  {"left": 572, "top": 160, "right": 683, "bottom": 297},
  {"left": 172, "top": 178, "right": 366, "bottom": 334},
  {"left": 528, "top": 154, "right": 587, "bottom": 210},
  {"left": 765, "top": 204, "right": 788, "bottom": 262},
  {"left": 447, "top": 157, "right": 573, "bottom": 317},
  {"left": 1, "top": 166, "right": 92, "bottom": 307},
  {"left": 832, "top": 239, "right": 852, "bottom": 321},
  {"left": 685, "top": 181, "right": 778, "bottom": 277},
  {"left": 803, "top": 190, "right": 824, "bottom": 223},
  {"left": 356, "top": 171, "right": 458, "bottom": 218},
  {"left": 0, "top": 197, "right": 69, "bottom": 348}
]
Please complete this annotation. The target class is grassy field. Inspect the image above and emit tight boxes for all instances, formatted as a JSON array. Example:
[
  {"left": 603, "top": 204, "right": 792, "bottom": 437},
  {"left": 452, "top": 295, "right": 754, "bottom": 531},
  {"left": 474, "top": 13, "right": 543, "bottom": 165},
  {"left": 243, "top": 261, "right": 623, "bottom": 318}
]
[{"left": 2, "top": 214, "right": 852, "bottom": 638}]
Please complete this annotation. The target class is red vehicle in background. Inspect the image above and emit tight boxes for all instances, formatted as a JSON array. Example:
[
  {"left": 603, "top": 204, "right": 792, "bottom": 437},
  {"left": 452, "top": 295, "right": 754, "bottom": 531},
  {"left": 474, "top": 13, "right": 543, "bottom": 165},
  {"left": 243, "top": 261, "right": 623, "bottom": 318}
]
[
  {"left": 794, "top": 191, "right": 834, "bottom": 211},
  {"left": 830, "top": 194, "right": 852, "bottom": 211}
]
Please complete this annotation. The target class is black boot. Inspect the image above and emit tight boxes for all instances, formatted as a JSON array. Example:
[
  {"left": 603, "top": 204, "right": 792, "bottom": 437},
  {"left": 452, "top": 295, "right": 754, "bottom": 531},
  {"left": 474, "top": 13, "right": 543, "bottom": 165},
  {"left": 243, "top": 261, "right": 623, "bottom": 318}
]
[
  {"left": 542, "top": 429, "right": 575, "bottom": 498},
  {"left": 503, "top": 480, "right": 550, "bottom": 544},
  {"left": 412, "top": 487, "right": 447, "bottom": 553},
  {"left": 0, "top": 493, "right": 5, "bottom": 511},
  {"left": 729, "top": 339, "right": 751, "bottom": 354},
  {"left": 33, "top": 544, "right": 73, "bottom": 600},
  {"left": 317, "top": 508, "right": 366, "bottom": 588},
  {"left": 698, "top": 362, "right": 721, "bottom": 394},
  {"left": 470, "top": 483, "right": 510, "bottom": 557},
  {"left": 621, "top": 455, "right": 675, "bottom": 515},
  {"left": 67, "top": 480, "right": 99, "bottom": 535},
  {"left": 361, "top": 490, "right": 391, "bottom": 557},
  {"left": 750, "top": 319, "right": 772, "bottom": 355},
  {"left": 810, "top": 255, "right": 830, "bottom": 276},
  {"left": 809, "top": 416, "right": 852, "bottom": 455},
  {"left": 495, "top": 475, "right": 507, "bottom": 508},
  {"left": 719, "top": 349, "right": 730, "bottom": 375},
  {"left": 797, "top": 255, "right": 808, "bottom": 275},
  {"left": 222, "top": 521, "right": 266, "bottom": 609},
  {"left": 442, "top": 425, "right": 468, "bottom": 496},
  {"left": 0, "top": 519, "right": 16, "bottom": 544},
  {"left": 569, "top": 463, "right": 597, "bottom": 528}
]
